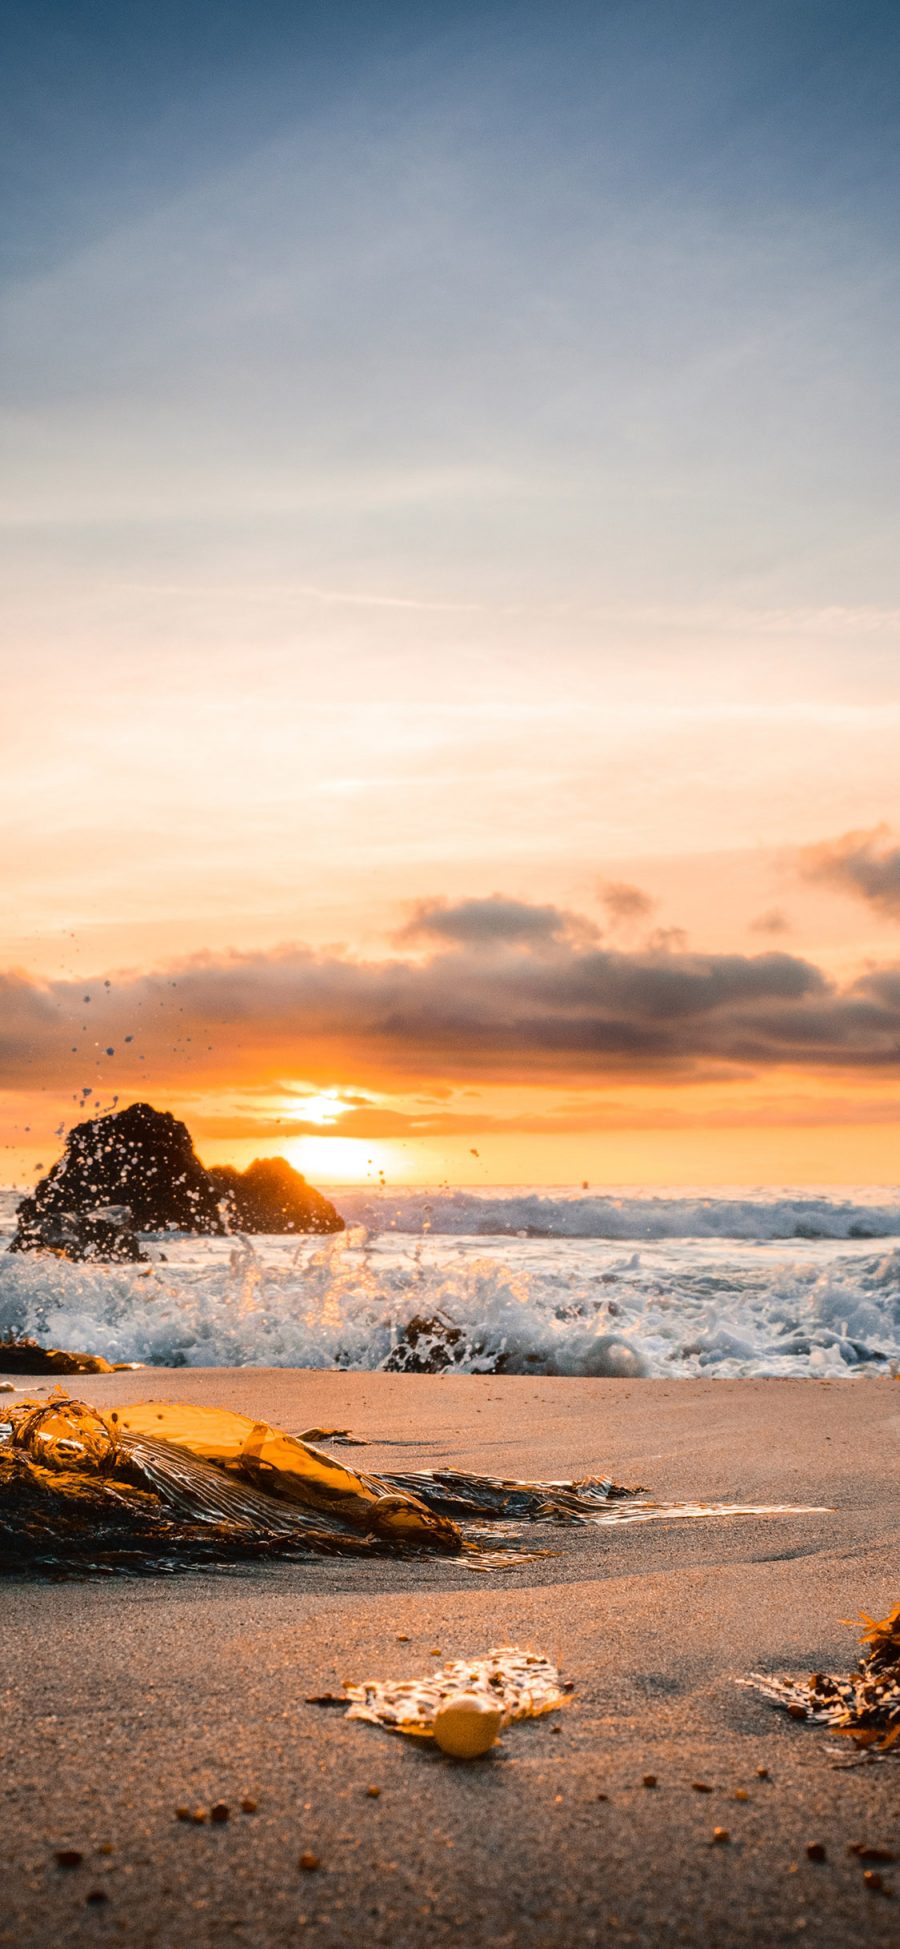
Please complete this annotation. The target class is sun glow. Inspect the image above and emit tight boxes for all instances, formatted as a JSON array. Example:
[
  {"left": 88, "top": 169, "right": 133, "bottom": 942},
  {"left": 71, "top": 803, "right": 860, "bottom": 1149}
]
[
  {"left": 284, "top": 1134, "right": 409, "bottom": 1184},
  {"left": 288, "top": 1090, "right": 346, "bottom": 1126}
]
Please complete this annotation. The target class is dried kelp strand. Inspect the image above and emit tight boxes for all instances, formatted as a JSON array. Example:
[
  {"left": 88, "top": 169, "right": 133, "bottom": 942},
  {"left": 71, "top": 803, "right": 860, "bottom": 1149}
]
[{"left": 744, "top": 1604, "right": 900, "bottom": 1752}]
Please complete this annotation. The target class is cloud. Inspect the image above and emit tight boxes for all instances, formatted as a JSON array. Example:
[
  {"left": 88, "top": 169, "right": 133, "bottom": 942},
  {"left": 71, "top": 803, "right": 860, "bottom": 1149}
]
[
  {"left": 396, "top": 895, "right": 588, "bottom": 950},
  {"left": 749, "top": 908, "right": 791, "bottom": 935},
  {"left": 797, "top": 825, "right": 900, "bottom": 917},
  {"left": 5, "top": 900, "right": 900, "bottom": 1101},
  {"left": 598, "top": 881, "right": 656, "bottom": 928}
]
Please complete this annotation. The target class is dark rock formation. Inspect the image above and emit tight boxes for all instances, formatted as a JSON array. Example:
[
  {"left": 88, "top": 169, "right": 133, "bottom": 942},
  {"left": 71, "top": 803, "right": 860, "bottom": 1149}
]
[
  {"left": 9, "top": 1207, "right": 147, "bottom": 1262},
  {"left": 0, "top": 1337, "right": 116, "bottom": 1374},
  {"left": 383, "top": 1313, "right": 468, "bottom": 1373},
  {"left": 13, "top": 1103, "right": 223, "bottom": 1241},
  {"left": 209, "top": 1157, "right": 343, "bottom": 1235},
  {"left": 10, "top": 1102, "right": 344, "bottom": 1257}
]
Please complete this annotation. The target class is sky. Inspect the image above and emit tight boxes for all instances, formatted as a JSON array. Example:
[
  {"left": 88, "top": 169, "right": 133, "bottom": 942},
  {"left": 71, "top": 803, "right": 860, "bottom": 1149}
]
[{"left": 3, "top": 0, "right": 900, "bottom": 1186}]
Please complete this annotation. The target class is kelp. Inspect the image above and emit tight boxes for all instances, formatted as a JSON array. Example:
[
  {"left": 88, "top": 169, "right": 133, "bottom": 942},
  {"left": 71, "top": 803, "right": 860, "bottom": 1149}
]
[
  {"left": 747, "top": 1605, "right": 900, "bottom": 1752},
  {"left": 326, "top": 1646, "right": 570, "bottom": 1739},
  {"left": 0, "top": 1392, "right": 831, "bottom": 1575},
  {"left": 0, "top": 1393, "right": 641, "bottom": 1571}
]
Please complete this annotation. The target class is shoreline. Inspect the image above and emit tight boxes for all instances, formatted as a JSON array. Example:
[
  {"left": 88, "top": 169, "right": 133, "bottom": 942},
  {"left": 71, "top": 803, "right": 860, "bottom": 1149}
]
[{"left": 3, "top": 1375, "right": 897, "bottom": 1948}]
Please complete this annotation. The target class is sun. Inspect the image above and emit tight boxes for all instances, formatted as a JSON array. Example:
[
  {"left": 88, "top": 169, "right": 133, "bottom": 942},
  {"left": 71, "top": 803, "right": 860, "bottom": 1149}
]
[
  {"left": 284, "top": 1134, "right": 408, "bottom": 1184},
  {"left": 291, "top": 1090, "right": 345, "bottom": 1126}
]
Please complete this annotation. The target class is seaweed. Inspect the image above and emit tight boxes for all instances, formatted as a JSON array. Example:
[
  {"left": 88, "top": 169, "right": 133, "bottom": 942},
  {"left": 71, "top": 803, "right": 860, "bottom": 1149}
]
[
  {"left": 0, "top": 1392, "right": 642, "bottom": 1571},
  {"left": 319, "top": 1645, "right": 570, "bottom": 1739},
  {"left": 746, "top": 1605, "right": 900, "bottom": 1752}
]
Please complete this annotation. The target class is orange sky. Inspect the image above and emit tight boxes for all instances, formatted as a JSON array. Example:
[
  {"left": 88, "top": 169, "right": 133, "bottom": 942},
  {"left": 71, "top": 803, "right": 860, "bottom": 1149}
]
[{"left": 3, "top": 6, "right": 900, "bottom": 1188}]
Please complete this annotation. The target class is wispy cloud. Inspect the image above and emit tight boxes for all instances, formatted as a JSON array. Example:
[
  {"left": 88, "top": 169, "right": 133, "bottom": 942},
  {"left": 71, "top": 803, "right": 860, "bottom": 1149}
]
[{"left": 797, "top": 825, "right": 900, "bottom": 918}]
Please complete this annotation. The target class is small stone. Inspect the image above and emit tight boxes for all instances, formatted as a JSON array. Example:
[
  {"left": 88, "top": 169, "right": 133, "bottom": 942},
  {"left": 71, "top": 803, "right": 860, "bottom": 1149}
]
[
  {"left": 397, "top": 1634, "right": 410, "bottom": 1642},
  {"left": 433, "top": 1694, "right": 503, "bottom": 1759},
  {"left": 210, "top": 1803, "right": 229, "bottom": 1824},
  {"left": 692, "top": 1782, "right": 713, "bottom": 1793},
  {"left": 366, "top": 1786, "right": 381, "bottom": 1798},
  {"left": 642, "top": 1774, "right": 657, "bottom": 1789},
  {"left": 805, "top": 1842, "right": 826, "bottom": 1863},
  {"left": 733, "top": 1789, "right": 749, "bottom": 1802},
  {"left": 299, "top": 1852, "right": 321, "bottom": 1873},
  {"left": 85, "top": 1890, "right": 108, "bottom": 1906},
  {"left": 756, "top": 1766, "right": 769, "bottom": 1779},
  {"left": 240, "top": 1798, "right": 258, "bottom": 1815},
  {"left": 188, "top": 1809, "right": 207, "bottom": 1824},
  {"left": 97, "top": 1844, "right": 114, "bottom": 1857},
  {"left": 712, "top": 1828, "right": 730, "bottom": 1845},
  {"left": 55, "top": 1849, "right": 84, "bottom": 1869},
  {"left": 863, "top": 1871, "right": 884, "bottom": 1892},
  {"left": 597, "top": 1792, "right": 609, "bottom": 1802}
]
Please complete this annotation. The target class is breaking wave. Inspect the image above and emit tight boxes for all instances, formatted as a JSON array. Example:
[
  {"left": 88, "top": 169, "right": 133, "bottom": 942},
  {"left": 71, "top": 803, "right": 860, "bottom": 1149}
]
[
  {"left": 334, "top": 1185, "right": 900, "bottom": 1241},
  {"left": 1, "top": 1184, "right": 898, "bottom": 1379}
]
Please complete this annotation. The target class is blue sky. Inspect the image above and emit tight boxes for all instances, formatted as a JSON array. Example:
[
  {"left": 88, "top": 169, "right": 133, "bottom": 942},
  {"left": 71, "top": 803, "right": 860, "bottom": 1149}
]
[{"left": 3, "top": 3, "right": 900, "bottom": 1180}]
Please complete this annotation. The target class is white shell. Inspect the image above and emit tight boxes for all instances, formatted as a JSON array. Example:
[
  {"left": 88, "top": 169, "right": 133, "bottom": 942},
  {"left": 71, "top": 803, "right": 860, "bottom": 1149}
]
[{"left": 432, "top": 1692, "right": 504, "bottom": 1758}]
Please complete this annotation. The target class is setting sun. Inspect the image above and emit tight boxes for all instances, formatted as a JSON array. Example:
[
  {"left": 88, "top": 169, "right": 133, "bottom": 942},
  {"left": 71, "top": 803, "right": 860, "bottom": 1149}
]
[
  {"left": 285, "top": 1090, "right": 346, "bottom": 1127},
  {"left": 283, "top": 1134, "right": 408, "bottom": 1184}
]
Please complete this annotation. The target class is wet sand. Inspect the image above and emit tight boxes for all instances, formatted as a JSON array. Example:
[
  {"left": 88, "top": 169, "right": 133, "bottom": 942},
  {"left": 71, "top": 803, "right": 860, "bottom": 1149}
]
[{"left": 2, "top": 1373, "right": 898, "bottom": 1949}]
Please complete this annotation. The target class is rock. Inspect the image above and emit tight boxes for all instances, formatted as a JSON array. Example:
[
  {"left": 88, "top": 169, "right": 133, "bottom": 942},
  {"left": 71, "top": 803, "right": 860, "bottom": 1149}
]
[
  {"left": 9, "top": 1208, "right": 147, "bottom": 1263},
  {"left": 9, "top": 1103, "right": 345, "bottom": 1254},
  {"left": 209, "top": 1157, "right": 343, "bottom": 1234},
  {"left": 12, "top": 1103, "right": 223, "bottom": 1240},
  {"left": 0, "top": 1338, "right": 116, "bottom": 1375},
  {"left": 383, "top": 1314, "right": 468, "bottom": 1373}
]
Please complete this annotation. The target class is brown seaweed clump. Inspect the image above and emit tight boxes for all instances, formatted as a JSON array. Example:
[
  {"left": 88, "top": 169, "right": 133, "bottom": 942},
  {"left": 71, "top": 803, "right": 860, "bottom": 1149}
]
[
  {"left": 0, "top": 1395, "right": 459, "bottom": 1569},
  {"left": 747, "top": 1605, "right": 900, "bottom": 1752},
  {"left": 0, "top": 1394, "right": 641, "bottom": 1573}
]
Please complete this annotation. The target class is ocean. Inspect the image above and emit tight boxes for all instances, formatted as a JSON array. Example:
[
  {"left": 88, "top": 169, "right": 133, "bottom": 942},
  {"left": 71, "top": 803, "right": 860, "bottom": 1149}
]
[{"left": 1, "top": 1184, "right": 899, "bottom": 1379}]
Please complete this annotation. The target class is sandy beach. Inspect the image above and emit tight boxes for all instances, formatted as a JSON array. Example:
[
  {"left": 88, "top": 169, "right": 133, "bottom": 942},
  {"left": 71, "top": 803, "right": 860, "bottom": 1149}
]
[{"left": 1, "top": 1372, "right": 897, "bottom": 1949}]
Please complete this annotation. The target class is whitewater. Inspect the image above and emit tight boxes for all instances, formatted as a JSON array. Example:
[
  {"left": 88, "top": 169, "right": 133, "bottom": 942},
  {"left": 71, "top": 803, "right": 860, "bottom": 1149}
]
[{"left": 1, "top": 1185, "right": 899, "bottom": 1380}]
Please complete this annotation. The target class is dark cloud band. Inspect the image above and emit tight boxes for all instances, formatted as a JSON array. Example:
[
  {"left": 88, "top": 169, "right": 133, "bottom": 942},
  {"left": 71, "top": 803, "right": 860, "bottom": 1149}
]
[{"left": 4, "top": 897, "right": 900, "bottom": 1093}]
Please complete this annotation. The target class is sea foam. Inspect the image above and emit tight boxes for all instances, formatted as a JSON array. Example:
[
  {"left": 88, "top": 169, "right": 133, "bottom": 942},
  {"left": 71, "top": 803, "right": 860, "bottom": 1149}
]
[{"left": 0, "top": 1185, "right": 898, "bottom": 1379}]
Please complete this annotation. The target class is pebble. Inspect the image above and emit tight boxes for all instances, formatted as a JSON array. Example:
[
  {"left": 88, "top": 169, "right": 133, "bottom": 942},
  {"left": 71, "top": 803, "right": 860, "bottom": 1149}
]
[
  {"left": 642, "top": 1775, "right": 657, "bottom": 1789},
  {"left": 756, "top": 1766, "right": 770, "bottom": 1780},
  {"left": 210, "top": 1803, "right": 229, "bottom": 1824},
  {"left": 433, "top": 1694, "right": 503, "bottom": 1759},
  {"left": 692, "top": 1782, "right": 713, "bottom": 1793},
  {"left": 240, "top": 1798, "right": 258, "bottom": 1815},
  {"left": 366, "top": 1786, "right": 381, "bottom": 1799},
  {"left": 805, "top": 1843, "right": 826, "bottom": 1863},
  {"left": 733, "top": 1789, "right": 749, "bottom": 1802},
  {"left": 85, "top": 1890, "right": 108, "bottom": 1906},
  {"left": 711, "top": 1828, "right": 730, "bottom": 1845},
  {"left": 55, "top": 1850, "right": 84, "bottom": 1869},
  {"left": 299, "top": 1852, "right": 321, "bottom": 1873}
]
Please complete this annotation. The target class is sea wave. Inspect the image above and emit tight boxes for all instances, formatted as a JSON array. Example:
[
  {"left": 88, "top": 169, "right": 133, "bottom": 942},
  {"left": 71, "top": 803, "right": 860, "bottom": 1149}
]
[
  {"left": 334, "top": 1185, "right": 900, "bottom": 1242},
  {"left": 0, "top": 1212, "right": 898, "bottom": 1379}
]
